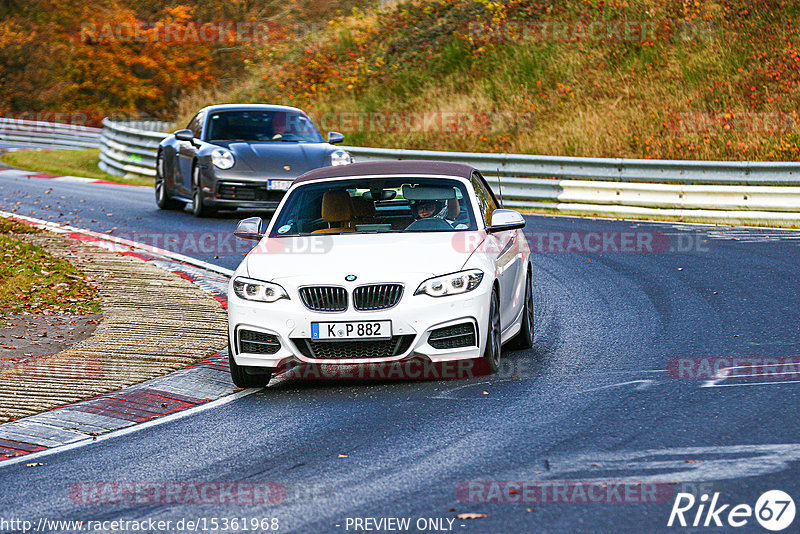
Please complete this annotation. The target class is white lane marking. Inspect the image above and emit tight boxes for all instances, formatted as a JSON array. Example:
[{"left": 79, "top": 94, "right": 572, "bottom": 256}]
[
  {"left": 536, "top": 444, "right": 800, "bottom": 483},
  {"left": 0, "top": 388, "right": 259, "bottom": 469},
  {"left": 606, "top": 369, "right": 667, "bottom": 374},
  {"left": 586, "top": 379, "right": 655, "bottom": 392},
  {"left": 703, "top": 379, "right": 800, "bottom": 388},
  {"left": 701, "top": 362, "right": 800, "bottom": 388},
  {"left": 0, "top": 210, "right": 234, "bottom": 277}
]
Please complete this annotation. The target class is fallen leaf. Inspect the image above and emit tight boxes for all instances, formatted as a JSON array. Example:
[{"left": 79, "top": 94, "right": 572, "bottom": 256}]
[
  {"left": 456, "top": 513, "right": 488, "bottom": 519},
  {"left": 26, "top": 462, "right": 43, "bottom": 467}
]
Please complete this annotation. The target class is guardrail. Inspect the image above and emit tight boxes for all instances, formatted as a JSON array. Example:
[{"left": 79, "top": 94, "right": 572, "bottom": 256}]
[
  {"left": 0, "top": 118, "right": 101, "bottom": 149},
  {"left": 343, "top": 146, "right": 800, "bottom": 224},
  {"left": 97, "top": 119, "right": 800, "bottom": 225},
  {"left": 98, "top": 119, "right": 171, "bottom": 179}
]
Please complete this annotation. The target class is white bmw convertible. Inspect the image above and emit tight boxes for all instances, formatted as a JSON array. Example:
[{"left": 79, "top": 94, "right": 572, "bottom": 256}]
[{"left": 226, "top": 160, "right": 533, "bottom": 387}]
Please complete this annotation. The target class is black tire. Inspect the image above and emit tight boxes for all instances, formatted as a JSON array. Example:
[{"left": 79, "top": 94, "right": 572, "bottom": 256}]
[
  {"left": 480, "top": 287, "right": 502, "bottom": 374},
  {"left": 228, "top": 347, "right": 273, "bottom": 388},
  {"left": 507, "top": 270, "right": 534, "bottom": 350},
  {"left": 155, "top": 151, "right": 182, "bottom": 210},
  {"left": 191, "top": 164, "right": 216, "bottom": 218}
]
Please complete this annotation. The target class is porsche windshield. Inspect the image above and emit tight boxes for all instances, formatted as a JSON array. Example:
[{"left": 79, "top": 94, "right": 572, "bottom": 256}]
[
  {"left": 206, "top": 110, "right": 324, "bottom": 143},
  {"left": 269, "top": 178, "right": 478, "bottom": 236}
]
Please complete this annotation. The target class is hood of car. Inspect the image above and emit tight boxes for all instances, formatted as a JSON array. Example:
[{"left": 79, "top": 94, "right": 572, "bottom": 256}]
[
  {"left": 244, "top": 232, "right": 488, "bottom": 284},
  {"left": 223, "top": 142, "right": 335, "bottom": 176}
]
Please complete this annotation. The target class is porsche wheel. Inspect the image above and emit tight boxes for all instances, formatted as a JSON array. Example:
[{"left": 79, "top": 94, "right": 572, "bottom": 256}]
[
  {"left": 155, "top": 151, "right": 182, "bottom": 210},
  {"left": 191, "top": 165, "right": 216, "bottom": 218}
]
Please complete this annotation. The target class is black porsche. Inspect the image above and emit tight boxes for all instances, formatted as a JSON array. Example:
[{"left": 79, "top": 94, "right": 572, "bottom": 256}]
[{"left": 155, "top": 104, "right": 352, "bottom": 217}]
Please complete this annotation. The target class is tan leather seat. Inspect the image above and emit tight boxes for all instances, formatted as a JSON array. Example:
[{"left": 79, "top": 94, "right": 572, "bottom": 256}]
[
  {"left": 312, "top": 191, "right": 355, "bottom": 233},
  {"left": 351, "top": 196, "right": 376, "bottom": 224}
]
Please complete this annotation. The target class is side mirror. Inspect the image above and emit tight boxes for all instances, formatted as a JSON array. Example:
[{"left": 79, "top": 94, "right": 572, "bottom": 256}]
[
  {"left": 174, "top": 129, "right": 195, "bottom": 142},
  {"left": 487, "top": 209, "right": 526, "bottom": 232},
  {"left": 234, "top": 217, "right": 264, "bottom": 240},
  {"left": 327, "top": 131, "right": 345, "bottom": 144}
]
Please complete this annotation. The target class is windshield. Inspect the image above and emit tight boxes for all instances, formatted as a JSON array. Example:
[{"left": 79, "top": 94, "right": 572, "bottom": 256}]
[
  {"left": 269, "top": 177, "right": 478, "bottom": 236},
  {"left": 205, "top": 110, "right": 324, "bottom": 143}
]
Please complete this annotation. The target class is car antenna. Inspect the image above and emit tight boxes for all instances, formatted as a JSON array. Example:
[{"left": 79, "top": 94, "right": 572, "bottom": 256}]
[{"left": 496, "top": 167, "right": 505, "bottom": 208}]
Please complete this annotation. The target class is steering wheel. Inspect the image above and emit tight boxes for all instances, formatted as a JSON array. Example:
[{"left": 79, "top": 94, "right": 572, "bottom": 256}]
[{"left": 404, "top": 217, "right": 454, "bottom": 231}]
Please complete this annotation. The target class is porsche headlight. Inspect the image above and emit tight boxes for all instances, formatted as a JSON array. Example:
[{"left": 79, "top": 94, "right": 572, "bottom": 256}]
[
  {"left": 211, "top": 148, "right": 235, "bottom": 170},
  {"left": 330, "top": 150, "right": 352, "bottom": 166},
  {"left": 414, "top": 269, "right": 484, "bottom": 297},
  {"left": 232, "top": 277, "right": 289, "bottom": 303}
]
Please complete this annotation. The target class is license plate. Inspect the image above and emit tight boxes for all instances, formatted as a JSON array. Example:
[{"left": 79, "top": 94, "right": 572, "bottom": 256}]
[
  {"left": 312, "top": 321, "right": 392, "bottom": 340},
  {"left": 267, "top": 180, "right": 293, "bottom": 190}
]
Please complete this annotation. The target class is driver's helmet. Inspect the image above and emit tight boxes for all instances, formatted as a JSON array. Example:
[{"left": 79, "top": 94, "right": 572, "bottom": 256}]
[
  {"left": 410, "top": 199, "right": 444, "bottom": 219},
  {"left": 271, "top": 112, "right": 287, "bottom": 136}
]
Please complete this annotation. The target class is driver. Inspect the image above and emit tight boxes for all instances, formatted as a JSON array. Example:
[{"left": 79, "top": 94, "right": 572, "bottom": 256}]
[
  {"left": 271, "top": 112, "right": 287, "bottom": 139},
  {"left": 411, "top": 198, "right": 460, "bottom": 220},
  {"left": 411, "top": 199, "right": 443, "bottom": 219}
]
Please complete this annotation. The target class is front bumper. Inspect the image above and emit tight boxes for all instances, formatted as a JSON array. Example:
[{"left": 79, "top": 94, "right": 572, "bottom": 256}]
[
  {"left": 199, "top": 166, "right": 293, "bottom": 209},
  {"left": 228, "top": 282, "right": 492, "bottom": 369}
]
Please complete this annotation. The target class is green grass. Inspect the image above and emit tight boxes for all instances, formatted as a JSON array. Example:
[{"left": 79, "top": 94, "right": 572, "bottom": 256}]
[
  {"left": 0, "top": 218, "right": 101, "bottom": 315},
  {"left": 1, "top": 149, "right": 153, "bottom": 187}
]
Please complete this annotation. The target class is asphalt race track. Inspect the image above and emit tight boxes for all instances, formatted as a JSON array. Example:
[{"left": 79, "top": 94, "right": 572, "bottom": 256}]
[{"left": 1, "top": 171, "right": 799, "bottom": 533}]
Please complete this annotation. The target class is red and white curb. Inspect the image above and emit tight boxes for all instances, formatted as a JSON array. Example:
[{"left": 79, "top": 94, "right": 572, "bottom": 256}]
[
  {"left": 0, "top": 167, "right": 147, "bottom": 187},
  {"left": 0, "top": 212, "right": 253, "bottom": 467}
]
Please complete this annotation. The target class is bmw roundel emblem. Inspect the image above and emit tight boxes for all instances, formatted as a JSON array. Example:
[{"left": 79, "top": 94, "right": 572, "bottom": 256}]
[{"left": 345, "top": 274, "right": 357, "bottom": 282}]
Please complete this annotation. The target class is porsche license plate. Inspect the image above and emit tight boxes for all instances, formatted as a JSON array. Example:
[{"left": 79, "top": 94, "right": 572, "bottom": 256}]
[
  {"left": 267, "top": 180, "right": 293, "bottom": 191},
  {"left": 311, "top": 321, "right": 392, "bottom": 340}
]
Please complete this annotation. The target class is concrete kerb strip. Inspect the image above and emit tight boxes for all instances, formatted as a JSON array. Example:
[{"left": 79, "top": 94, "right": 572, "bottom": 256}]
[{"left": 0, "top": 211, "right": 245, "bottom": 464}]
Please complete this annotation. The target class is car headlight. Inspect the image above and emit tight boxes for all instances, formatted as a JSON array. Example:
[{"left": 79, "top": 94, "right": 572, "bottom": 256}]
[
  {"left": 414, "top": 269, "right": 484, "bottom": 297},
  {"left": 232, "top": 277, "right": 289, "bottom": 303},
  {"left": 330, "top": 150, "right": 352, "bottom": 166},
  {"left": 211, "top": 148, "right": 235, "bottom": 170}
]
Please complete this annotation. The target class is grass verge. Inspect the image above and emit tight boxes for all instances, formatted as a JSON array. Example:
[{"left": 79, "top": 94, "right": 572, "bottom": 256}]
[
  {"left": 0, "top": 218, "right": 101, "bottom": 315},
  {"left": 1, "top": 148, "right": 153, "bottom": 187}
]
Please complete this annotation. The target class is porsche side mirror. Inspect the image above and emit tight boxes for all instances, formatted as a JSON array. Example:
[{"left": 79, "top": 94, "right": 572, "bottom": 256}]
[
  {"left": 487, "top": 209, "right": 526, "bottom": 232},
  {"left": 174, "top": 129, "right": 195, "bottom": 142},
  {"left": 327, "top": 131, "right": 345, "bottom": 144},
  {"left": 234, "top": 217, "right": 264, "bottom": 240}
]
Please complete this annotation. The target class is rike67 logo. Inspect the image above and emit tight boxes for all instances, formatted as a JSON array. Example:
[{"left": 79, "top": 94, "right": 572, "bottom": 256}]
[{"left": 668, "top": 490, "right": 795, "bottom": 531}]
